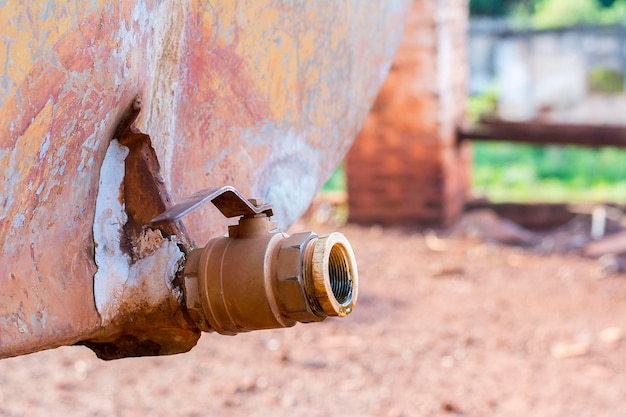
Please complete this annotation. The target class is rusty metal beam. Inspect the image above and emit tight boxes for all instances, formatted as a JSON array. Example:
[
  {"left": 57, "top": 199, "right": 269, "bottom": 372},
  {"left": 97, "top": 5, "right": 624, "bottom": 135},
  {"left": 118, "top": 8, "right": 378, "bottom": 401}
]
[{"left": 458, "top": 118, "right": 626, "bottom": 148}]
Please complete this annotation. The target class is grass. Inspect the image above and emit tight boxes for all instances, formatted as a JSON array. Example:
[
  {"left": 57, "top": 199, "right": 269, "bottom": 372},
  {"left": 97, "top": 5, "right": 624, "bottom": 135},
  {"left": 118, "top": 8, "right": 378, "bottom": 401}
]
[
  {"left": 321, "top": 163, "right": 346, "bottom": 192},
  {"left": 473, "top": 142, "right": 626, "bottom": 203},
  {"left": 467, "top": 86, "right": 626, "bottom": 204}
]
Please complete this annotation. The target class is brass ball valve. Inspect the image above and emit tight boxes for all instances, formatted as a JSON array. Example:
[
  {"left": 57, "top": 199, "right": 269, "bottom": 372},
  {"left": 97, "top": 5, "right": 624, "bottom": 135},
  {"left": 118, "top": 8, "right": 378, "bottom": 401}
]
[{"left": 153, "top": 186, "right": 358, "bottom": 335}]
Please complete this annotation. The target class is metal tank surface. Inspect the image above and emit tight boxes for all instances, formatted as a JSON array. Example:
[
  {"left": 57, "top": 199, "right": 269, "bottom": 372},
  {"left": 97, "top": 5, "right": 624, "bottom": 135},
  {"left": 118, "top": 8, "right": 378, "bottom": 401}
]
[{"left": 0, "top": 1, "right": 410, "bottom": 359}]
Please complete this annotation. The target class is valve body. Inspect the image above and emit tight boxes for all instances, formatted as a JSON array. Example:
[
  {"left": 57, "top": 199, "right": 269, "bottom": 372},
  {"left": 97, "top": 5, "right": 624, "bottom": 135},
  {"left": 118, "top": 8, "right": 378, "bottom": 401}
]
[{"left": 182, "top": 215, "right": 358, "bottom": 335}]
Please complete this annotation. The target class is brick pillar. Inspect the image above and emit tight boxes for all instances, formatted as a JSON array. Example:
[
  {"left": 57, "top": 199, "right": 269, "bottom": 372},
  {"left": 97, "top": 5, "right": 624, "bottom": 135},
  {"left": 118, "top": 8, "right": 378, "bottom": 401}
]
[{"left": 346, "top": 0, "right": 470, "bottom": 227}]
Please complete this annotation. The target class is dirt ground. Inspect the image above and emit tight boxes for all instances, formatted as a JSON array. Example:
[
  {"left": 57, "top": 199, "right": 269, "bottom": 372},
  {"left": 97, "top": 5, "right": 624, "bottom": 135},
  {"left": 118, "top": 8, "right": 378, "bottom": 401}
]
[{"left": 2, "top": 218, "right": 626, "bottom": 417}]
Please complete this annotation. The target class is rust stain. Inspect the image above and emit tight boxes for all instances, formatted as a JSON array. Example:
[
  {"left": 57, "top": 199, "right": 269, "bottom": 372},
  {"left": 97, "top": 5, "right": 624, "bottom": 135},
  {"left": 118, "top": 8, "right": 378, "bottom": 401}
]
[
  {"left": 84, "top": 258, "right": 200, "bottom": 360},
  {"left": 83, "top": 101, "right": 198, "bottom": 359},
  {"left": 117, "top": 111, "right": 192, "bottom": 260}
]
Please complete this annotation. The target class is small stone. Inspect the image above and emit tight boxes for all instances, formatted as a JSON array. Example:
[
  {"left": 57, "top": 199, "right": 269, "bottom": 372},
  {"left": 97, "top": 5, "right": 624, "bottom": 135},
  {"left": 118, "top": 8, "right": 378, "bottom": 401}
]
[
  {"left": 441, "top": 356, "right": 455, "bottom": 368},
  {"left": 599, "top": 254, "right": 625, "bottom": 277},
  {"left": 368, "top": 224, "right": 384, "bottom": 237},
  {"left": 264, "top": 338, "right": 281, "bottom": 351},
  {"left": 550, "top": 341, "right": 590, "bottom": 359},
  {"left": 599, "top": 327, "right": 624, "bottom": 346},
  {"left": 431, "top": 265, "right": 465, "bottom": 278}
]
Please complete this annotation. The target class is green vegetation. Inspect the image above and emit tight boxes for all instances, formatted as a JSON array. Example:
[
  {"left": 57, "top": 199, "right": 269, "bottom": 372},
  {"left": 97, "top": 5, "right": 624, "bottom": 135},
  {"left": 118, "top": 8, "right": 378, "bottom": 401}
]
[
  {"left": 321, "top": 163, "right": 346, "bottom": 192},
  {"left": 467, "top": 89, "right": 626, "bottom": 204},
  {"left": 527, "top": 0, "right": 626, "bottom": 28},
  {"left": 467, "top": 86, "right": 499, "bottom": 121},
  {"left": 470, "top": 0, "right": 626, "bottom": 28},
  {"left": 588, "top": 67, "right": 625, "bottom": 94},
  {"left": 470, "top": 0, "right": 521, "bottom": 16},
  {"left": 473, "top": 143, "right": 626, "bottom": 202}
]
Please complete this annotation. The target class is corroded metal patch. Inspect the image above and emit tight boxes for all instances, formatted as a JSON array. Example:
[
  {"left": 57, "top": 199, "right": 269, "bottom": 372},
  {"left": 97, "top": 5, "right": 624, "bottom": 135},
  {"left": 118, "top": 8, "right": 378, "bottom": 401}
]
[{"left": 86, "top": 103, "right": 199, "bottom": 360}]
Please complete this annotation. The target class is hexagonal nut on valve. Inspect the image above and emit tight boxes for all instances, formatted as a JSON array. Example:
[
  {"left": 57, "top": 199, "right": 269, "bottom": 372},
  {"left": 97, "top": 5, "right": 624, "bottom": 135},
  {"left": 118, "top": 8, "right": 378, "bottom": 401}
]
[
  {"left": 275, "top": 232, "right": 323, "bottom": 323},
  {"left": 276, "top": 231, "right": 358, "bottom": 322}
]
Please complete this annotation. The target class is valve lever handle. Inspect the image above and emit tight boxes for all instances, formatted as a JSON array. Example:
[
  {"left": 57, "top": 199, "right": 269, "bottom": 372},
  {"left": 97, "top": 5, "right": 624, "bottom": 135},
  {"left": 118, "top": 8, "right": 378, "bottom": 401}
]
[{"left": 151, "top": 185, "right": 273, "bottom": 223}]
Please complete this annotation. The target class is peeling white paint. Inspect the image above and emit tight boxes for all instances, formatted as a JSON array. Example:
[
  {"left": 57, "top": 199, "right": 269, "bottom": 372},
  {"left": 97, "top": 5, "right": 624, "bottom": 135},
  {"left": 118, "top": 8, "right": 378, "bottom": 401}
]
[
  {"left": 93, "top": 139, "right": 131, "bottom": 324},
  {"left": 38, "top": 132, "right": 50, "bottom": 158},
  {"left": 93, "top": 139, "right": 186, "bottom": 325},
  {"left": 11, "top": 213, "right": 25, "bottom": 227},
  {"left": 128, "top": 240, "right": 185, "bottom": 305}
]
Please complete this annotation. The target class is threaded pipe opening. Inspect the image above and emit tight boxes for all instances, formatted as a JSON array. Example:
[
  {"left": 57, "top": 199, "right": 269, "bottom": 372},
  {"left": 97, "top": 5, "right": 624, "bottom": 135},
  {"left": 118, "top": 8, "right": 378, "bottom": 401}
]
[
  {"left": 328, "top": 243, "right": 353, "bottom": 305},
  {"left": 310, "top": 233, "right": 358, "bottom": 317}
]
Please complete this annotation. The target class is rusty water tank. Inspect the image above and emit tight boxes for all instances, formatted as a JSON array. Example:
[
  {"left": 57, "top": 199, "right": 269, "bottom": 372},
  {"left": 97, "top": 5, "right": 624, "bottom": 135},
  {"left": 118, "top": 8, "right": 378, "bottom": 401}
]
[{"left": 0, "top": 1, "right": 411, "bottom": 359}]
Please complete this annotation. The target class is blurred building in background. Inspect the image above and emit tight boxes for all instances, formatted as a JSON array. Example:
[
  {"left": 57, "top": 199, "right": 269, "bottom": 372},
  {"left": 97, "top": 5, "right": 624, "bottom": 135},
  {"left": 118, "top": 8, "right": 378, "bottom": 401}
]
[
  {"left": 346, "top": 0, "right": 471, "bottom": 227},
  {"left": 470, "top": 21, "right": 626, "bottom": 123},
  {"left": 346, "top": 0, "right": 626, "bottom": 227}
]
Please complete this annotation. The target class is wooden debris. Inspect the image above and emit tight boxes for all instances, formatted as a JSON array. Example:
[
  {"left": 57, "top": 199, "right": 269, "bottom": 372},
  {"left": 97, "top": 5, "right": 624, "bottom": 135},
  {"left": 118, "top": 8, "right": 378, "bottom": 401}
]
[
  {"left": 456, "top": 209, "right": 540, "bottom": 246},
  {"left": 584, "top": 230, "right": 626, "bottom": 257}
]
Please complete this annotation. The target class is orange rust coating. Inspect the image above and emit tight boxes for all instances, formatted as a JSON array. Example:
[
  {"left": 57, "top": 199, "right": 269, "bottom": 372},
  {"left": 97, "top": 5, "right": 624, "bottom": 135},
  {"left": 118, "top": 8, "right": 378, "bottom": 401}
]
[
  {"left": 118, "top": 131, "right": 192, "bottom": 256},
  {"left": 0, "top": 1, "right": 410, "bottom": 358}
]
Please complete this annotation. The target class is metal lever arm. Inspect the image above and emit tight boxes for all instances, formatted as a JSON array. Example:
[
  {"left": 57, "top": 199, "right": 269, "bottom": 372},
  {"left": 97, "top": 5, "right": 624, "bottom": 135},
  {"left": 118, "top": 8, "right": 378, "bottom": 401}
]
[{"left": 151, "top": 186, "right": 273, "bottom": 223}]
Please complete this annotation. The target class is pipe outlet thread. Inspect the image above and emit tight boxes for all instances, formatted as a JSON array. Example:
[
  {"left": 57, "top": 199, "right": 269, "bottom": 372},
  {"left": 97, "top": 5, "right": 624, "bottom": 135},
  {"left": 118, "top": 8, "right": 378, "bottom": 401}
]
[{"left": 305, "top": 233, "right": 358, "bottom": 317}]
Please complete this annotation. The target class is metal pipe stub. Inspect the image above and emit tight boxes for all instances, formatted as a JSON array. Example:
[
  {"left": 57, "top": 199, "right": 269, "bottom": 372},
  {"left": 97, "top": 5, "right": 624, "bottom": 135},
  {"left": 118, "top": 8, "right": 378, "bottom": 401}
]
[{"left": 182, "top": 215, "right": 358, "bottom": 335}]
